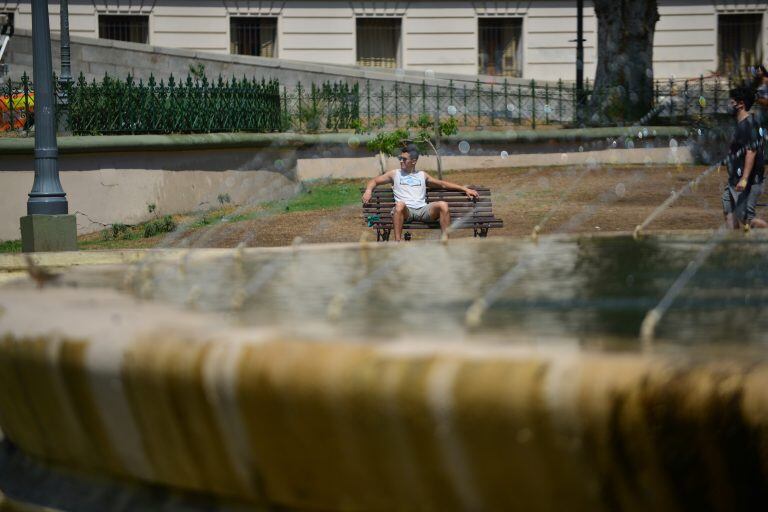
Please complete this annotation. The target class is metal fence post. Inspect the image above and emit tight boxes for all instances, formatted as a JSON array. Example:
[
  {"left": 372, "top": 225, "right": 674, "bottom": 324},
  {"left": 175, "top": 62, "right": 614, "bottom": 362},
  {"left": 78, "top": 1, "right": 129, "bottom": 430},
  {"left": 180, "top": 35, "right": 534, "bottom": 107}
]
[
  {"left": 489, "top": 83, "right": 495, "bottom": 126},
  {"left": 476, "top": 79, "right": 481, "bottom": 127},
  {"left": 23, "top": 73, "right": 32, "bottom": 131},
  {"left": 6, "top": 78, "right": 14, "bottom": 131},
  {"left": 667, "top": 78, "right": 674, "bottom": 118},
  {"left": 698, "top": 74, "right": 704, "bottom": 117},
  {"left": 503, "top": 78, "right": 509, "bottom": 124},
  {"left": 517, "top": 84, "right": 522, "bottom": 125},
  {"left": 408, "top": 83, "right": 413, "bottom": 124},
  {"left": 297, "top": 81, "right": 303, "bottom": 131},
  {"left": 282, "top": 85, "right": 288, "bottom": 127},
  {"left": 558, "top": 79, "right": 563, "bottom": 124},
  {"left": 394, "top": 82, "right": 399, "bottom": 127},
  {"left": 713, "top": 78, "right": 719, "bottom": 114},
  {"left": 544, "top": 82, "right": 550, "bottom": 125},
  {"left": 572, "top": 81, "right": 577, "bottom": 125},
  {"left": 380, "top": 84, "right": 385, "bottom": 127},
  {"left": 421, "top": 80, "right": 426, "bottom": 117},
  {"left": 531, "top": 79, "right": 537, "bottom": 130},
  {"left": 366, "top": 79, "right": 371, "bottom": 128},
  {"left": 683, "top": 80, "right": 689, "bottom": 119},
  {"left": 463, "top": 84, "right": 468, "bottom": 127}
]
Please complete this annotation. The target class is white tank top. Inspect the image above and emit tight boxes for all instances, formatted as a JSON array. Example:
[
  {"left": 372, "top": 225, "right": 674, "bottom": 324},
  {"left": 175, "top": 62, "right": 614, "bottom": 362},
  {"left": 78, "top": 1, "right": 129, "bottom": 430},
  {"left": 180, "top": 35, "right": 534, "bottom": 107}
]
[{"left": 392, "top": 169, "right": 427, "bottom": 209}]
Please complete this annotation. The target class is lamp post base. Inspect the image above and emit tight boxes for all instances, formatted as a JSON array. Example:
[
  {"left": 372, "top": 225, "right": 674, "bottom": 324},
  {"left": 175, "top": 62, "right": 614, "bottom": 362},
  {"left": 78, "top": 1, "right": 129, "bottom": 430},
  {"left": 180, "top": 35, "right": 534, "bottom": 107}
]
[{"left": 20, "top": 215, "right": 77, "bottom": 253}]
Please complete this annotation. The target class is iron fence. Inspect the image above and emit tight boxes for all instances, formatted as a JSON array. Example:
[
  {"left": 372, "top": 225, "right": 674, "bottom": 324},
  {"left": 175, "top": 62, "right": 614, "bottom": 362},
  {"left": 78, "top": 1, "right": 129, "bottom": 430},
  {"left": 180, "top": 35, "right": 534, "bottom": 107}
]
[
  {"left": 280, "top": 81, "right": 360, "bottom": 133},
  {"left": 0, "top": 72, "right": 758, "bottom": 136},
  {"left": 1, "top": 72, "right": 284, "bottom": 135},
  {"left": 349, "top": 75, "right": 757, "bottom": 131}
]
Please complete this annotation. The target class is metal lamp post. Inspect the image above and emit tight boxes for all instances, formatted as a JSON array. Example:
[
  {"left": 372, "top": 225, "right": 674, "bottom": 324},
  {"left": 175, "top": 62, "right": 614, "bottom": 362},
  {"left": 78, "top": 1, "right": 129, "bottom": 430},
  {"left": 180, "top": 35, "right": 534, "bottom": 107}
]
[
  {"left": 20, "top": 0, "right": 77, "bottom": 252},
  {"left": 575, "top": 0, "right": 585, "bottom": 125},
  {"left": 58, "top": 0, "right": 72, "bottom": 132}
]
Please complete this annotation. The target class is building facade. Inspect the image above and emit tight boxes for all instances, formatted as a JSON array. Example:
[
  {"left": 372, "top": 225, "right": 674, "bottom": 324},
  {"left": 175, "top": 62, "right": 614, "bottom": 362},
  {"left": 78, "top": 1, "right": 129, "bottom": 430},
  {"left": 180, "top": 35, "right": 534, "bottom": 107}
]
[{"left": 1, "top": 0, "right": 766, "bottom": 81}]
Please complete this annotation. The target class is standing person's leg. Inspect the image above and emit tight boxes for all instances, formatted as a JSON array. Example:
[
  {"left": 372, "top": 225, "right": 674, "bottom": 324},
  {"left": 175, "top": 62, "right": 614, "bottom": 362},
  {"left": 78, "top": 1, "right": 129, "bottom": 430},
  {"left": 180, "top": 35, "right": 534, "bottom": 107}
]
[
  {"left": 723, "top": 186, "right": 739, "bottom": 229},
  {"left": 746, "top": 183, "right": 768, "bottom": 228},
  {"left": 393, "top": 201, "right": 409, "bottom": 241},
  {"left": 428, "top": 201, "right": 450, "bottom": 236}
]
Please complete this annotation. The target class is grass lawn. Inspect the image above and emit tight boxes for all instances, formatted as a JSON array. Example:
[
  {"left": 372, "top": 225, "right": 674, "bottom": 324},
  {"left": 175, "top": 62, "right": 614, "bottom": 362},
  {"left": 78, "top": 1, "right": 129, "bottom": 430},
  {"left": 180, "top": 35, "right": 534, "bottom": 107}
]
[{"left": 0, "top": 180, "right": 364, "bottom": 253}]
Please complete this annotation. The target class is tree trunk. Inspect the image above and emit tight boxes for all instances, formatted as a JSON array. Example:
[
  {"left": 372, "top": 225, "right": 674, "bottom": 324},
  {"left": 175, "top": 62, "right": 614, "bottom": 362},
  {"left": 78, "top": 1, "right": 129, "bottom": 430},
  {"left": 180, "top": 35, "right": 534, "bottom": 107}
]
[{"left": 588, "top": 0, "right": 659, "bottom": 125}]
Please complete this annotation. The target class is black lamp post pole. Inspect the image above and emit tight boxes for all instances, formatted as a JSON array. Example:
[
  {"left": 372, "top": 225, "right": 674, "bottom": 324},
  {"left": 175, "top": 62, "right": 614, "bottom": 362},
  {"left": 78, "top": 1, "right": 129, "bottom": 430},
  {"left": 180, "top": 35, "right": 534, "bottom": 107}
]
[
  {"left": 28, "top": 0, "right": 67, "bottom": 215},
  {"left": 59, "top": 0, "right": 72, "bottom": 84},
  {"left": 58, "top": 0, "right": 72, "bottom": 132},
  {"left": 576, "top": 0, "right": 585, "bottom": 125}
]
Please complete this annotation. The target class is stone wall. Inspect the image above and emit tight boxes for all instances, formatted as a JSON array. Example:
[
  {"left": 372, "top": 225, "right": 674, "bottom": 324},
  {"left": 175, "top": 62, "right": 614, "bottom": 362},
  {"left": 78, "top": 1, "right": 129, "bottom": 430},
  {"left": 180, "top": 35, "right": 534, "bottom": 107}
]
[
  {"left": 0, "top": 128, "right": 693, "bottom": 241},
  {"left": 2, "top": 28, "right": 531, "bottom": 89}
]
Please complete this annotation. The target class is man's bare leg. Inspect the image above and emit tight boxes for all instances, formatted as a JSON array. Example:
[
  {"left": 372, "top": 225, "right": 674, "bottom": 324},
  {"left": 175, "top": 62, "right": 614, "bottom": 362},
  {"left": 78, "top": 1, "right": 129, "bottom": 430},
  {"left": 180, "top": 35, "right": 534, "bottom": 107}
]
[
  {"left": 393, "top": 202, "right": 407, "bottom": 241},
  {"left": 725, "top": 212, "right": 738, "bottom": 229},
  {"left": 429, "top": 201, "right": 450, "bottom": 238},
  {"left": 751, "top": 218, "right": 768, "bottom": 229}
]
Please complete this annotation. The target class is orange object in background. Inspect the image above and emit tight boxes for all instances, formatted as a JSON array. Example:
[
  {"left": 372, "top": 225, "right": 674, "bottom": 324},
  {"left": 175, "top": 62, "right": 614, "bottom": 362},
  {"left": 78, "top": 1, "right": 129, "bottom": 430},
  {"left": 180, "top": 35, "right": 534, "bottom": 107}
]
[{"left": 0, "top": 92, "right": 34, "bottom": 131}]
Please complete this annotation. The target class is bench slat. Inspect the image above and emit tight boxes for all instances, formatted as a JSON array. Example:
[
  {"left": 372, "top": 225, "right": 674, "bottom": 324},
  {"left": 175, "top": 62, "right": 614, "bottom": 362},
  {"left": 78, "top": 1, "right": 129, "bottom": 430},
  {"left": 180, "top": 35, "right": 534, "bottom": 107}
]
[
  {"left": 363, "top": 201, "right": 493, "bottom": 210},
  {"left": 370, "top": 192, "right": 493, "bottom": 198},
  {"left": 363, "top": 207, "right": 493, "bottom": 217},
  {"left": 368, "top": 217, "right": 503, "bottom": 224},
  {"left": 366, "top": 198, "right": 493, "bottom": 204},
  {"left": 364, "top": 186, "right": 491, "bottom": 192},
  {"left": 369, "top": 222, "right": 504, "bottom": 230}
]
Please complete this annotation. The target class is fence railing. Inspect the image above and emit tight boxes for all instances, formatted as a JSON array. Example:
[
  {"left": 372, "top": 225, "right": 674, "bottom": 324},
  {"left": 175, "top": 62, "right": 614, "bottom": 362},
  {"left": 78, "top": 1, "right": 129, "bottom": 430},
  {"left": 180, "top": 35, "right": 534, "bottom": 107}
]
[
  {"left": 0, "top": 72, "right": 753, "bottom": 136},
  {"left": 2, "top": 72, "right": 286, "bottom": 135},
  {"left": 346, "top": 75, "right": 750, "bottom": 131}
]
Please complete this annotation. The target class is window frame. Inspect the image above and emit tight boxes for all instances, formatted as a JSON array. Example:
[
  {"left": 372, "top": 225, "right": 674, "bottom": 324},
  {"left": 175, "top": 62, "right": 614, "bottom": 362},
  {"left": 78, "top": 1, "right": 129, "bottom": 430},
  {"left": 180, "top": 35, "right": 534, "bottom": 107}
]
[
  {"left": 716, "top": 12, "right": 764, "bottom": 78},
  {"left": 98, "top": 14, "right": 150, "bottom": 45},
  {"left": 477, "top": 16, "right": 524, "bottom": 78},
  {"left": 355, "top": 17, "right": 403, "bottom": 69},
  {"left": 229, "top": 16, "right": 279, "bottom": 58}
]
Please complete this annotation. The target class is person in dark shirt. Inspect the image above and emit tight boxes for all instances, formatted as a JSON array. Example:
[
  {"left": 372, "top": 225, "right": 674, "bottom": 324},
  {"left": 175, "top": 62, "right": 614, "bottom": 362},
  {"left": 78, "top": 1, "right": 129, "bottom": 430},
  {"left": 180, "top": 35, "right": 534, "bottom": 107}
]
[
  {"left": 722, "top": 87, "right": 767, "bottom": 229},
  {"left": 753, "top": 65, "right": 768, "bottom": 128}
]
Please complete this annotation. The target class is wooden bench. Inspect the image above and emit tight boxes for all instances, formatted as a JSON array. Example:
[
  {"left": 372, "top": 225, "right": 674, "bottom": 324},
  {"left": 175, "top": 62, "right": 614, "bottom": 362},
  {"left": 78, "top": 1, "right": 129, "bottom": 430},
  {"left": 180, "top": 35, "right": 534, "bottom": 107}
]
[{"left": 363, "top": 186, "right": 503, "bottom": 241}]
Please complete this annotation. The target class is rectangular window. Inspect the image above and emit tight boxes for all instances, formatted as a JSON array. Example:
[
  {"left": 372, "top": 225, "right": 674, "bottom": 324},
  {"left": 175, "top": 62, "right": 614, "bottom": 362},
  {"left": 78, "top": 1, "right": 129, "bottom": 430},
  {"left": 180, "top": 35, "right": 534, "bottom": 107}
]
[
  {"left": 230, "top": 17, "right": 277, "bottom": 58},
  {"left": 718, "top": 13, "right": 763, "bottom": 77},
  {"left": 478, "top": 18, "right": 523, "bottom": 77},
  {"left": 0, "top": 12, "right": 14, "bottom": 35},
  {"left": 357, "top": 18, "right": 401, "bottom": 68},
  {"left": 98, "top": 15, "right": 149, "bottom": 44}
]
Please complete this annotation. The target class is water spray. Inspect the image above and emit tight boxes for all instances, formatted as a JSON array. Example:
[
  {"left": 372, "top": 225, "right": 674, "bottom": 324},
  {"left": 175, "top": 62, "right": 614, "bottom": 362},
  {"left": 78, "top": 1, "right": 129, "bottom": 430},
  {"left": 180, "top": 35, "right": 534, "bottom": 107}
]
[{"left": 639, "top": 225, "right": 728, "bottom": 347}]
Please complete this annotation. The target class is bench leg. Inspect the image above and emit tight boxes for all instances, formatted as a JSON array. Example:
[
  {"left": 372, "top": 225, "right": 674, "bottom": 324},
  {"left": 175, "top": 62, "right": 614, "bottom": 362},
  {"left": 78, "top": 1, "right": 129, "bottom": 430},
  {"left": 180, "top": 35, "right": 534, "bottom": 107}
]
[
  {"left": 382, "top": 229, "right": 391, "bottom": 242},
  {"left": 376, "top": 229, "right": 382, "bottom": 242},
  {"left": 480, "top": 228, "right": 489, "bottom": 238}
]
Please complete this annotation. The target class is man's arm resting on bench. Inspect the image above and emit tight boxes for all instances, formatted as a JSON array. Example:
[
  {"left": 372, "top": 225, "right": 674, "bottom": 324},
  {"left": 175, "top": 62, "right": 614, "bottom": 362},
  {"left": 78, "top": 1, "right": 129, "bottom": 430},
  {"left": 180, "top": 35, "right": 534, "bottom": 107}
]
[
  {"left": 424, "top": 173, "right": 480, "bottom": 199},
  {"left": 362, "top": 171, "right": 395, "bottom": 203}
]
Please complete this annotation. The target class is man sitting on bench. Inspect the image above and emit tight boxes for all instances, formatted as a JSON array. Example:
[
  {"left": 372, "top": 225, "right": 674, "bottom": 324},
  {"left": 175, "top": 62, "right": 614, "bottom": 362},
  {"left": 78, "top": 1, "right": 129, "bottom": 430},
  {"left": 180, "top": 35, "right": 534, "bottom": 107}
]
[{"left": 361, "top": 144, "right": 480, "bottom": 241}]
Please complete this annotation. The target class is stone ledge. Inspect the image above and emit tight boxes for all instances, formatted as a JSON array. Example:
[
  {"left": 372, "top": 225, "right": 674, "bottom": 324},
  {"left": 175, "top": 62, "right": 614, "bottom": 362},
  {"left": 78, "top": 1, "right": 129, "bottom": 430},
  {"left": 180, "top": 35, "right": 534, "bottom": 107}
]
[
  {"left": 0, "top": 127, "right": 690, "bottom": 156},
  {"left": 0, "top": 283, "right": 766, "bottom": 510}
]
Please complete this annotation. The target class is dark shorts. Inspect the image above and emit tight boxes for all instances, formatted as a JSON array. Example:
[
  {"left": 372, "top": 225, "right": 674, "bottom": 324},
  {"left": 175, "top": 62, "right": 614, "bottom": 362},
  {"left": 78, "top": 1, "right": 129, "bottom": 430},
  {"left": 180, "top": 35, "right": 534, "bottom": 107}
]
[{"left": 722, "top": 183, "right": 763, "bottom": 222}]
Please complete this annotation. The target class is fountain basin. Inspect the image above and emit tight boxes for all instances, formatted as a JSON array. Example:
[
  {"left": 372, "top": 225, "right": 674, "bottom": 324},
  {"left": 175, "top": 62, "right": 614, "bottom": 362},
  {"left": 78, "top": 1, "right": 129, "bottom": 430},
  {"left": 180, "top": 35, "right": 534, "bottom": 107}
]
[{"left": 1, "top": 244, "right": 768, "bottom": 512}]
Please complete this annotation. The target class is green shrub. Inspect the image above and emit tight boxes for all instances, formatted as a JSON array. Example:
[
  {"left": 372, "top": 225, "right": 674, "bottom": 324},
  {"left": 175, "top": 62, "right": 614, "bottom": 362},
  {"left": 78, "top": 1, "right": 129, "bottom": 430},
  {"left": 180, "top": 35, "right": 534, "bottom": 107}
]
[{"left": 143, "top": 215, "right": 177, "bottom": 238}]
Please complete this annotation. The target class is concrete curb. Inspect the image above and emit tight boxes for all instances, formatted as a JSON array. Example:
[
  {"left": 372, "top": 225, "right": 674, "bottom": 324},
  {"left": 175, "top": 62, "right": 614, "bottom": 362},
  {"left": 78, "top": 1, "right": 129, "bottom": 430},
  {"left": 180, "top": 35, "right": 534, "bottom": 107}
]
[{"left": 0, "top": 127, "right": 690, "bottom": 155}]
